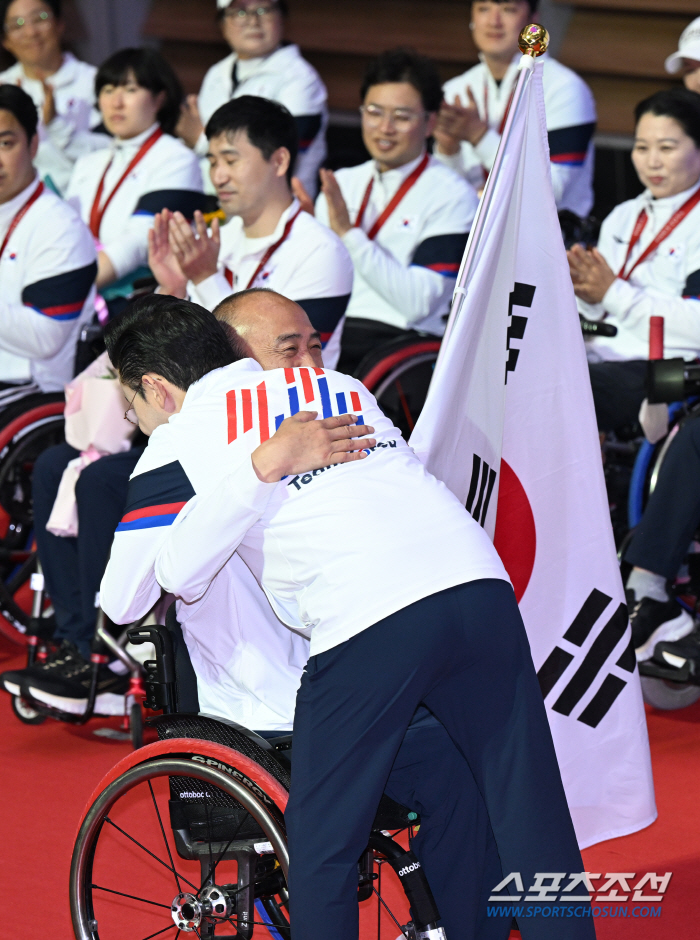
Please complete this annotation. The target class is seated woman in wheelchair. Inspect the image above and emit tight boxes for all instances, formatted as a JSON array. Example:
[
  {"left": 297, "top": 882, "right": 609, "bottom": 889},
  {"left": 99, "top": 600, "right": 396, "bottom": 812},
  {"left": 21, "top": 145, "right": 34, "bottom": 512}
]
[
  {"left": 568, "top": 87, "right": 700, "bottom": 435},
  {"left": 0, "top": 83, "right": 96, "bottom": 398}
]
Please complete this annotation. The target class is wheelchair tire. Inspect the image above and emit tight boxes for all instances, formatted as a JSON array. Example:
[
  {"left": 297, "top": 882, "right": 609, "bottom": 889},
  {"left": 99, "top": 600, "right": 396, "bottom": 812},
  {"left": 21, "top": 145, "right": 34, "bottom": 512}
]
[
  {"left": 0, "top": 394, "right": 65, "bottom": 645},
  {"left": 356, "top": 336, "right": 441, "bottom": 438},
  {"left": 70, "top": 737, "right": 289, "bottom": 940},
  {"left": 11, "top": 693, "right": 46, "bottom": 724},
  {"left": 640, "top": 675, "right": 700, "bottom": 711}
]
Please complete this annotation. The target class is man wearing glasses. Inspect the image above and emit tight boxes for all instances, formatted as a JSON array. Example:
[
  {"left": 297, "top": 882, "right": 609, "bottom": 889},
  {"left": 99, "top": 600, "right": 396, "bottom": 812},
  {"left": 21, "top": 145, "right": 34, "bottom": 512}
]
[
  {"left": 0, "top": 0, "right": 108, "bottom": 193},
  {"left": 177, "top": 0, "right": 327, "bottom": 197},
  {"left": 314, "top": 48, "right": 478, "bottom": 375}
]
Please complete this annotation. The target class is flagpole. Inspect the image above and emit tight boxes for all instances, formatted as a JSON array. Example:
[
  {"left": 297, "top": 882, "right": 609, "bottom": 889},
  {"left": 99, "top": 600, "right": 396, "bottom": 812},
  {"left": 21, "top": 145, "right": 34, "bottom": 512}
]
[{"left": 440, "top": 24, "right": 550, "bottom": 353}]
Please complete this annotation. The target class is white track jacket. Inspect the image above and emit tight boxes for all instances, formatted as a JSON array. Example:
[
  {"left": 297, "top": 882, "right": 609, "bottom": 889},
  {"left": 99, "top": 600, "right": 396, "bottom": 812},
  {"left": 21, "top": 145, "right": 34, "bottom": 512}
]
[
  {"left": 100, "top": 408, "right": 309, "bottom": 731},
  {"left": 316, "top": 154, "right": 478, "bottom": 334},
  {"left": 0, "top": 53, "right": 108, "bottom": 194},
  {"left": 197, "top": 44, "right": 327, "bottom": 196},
  {"left": 580, "top": 181, "right": 700, "bottom": 362},
  {"left": 136, "top": 360, "right": 508, "bottom": 658},
  {"left": 0, "top": 176, "right": 96, "bottom": 390},
  {"left": 66, "top": 124, "right": 204, "bottom": 280},
  {"left": 190, "top": 199, "right": 353, "bottom": 368},
  {"left": 438, "top": 55, "right": 596, "bottom": 218}
]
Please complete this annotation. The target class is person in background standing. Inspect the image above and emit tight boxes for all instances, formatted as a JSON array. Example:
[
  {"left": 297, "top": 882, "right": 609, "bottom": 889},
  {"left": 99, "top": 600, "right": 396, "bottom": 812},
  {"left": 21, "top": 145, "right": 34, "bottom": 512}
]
[
  {"left": 665, "top": 16, "right": 700, "bottom": 97},
  {"left": 177, "top": 0, "right": 327, "bottom": 197},
  {"left": 0, "top": 0, "right": 108, "bottom": 193}
]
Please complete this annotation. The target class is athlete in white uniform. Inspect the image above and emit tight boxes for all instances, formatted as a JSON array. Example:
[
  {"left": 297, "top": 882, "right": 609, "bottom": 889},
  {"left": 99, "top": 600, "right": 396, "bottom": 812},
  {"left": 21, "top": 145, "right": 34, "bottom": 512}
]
[
  {"left": 101, "top": 291, "right": 592, "bottom": 940},
  {"left": 66, "top": 48, "right": 203, "bottom": 294},
  {"left": 176, "top": 0, "right": 327, "bottom": 197},
  {"left": 150, "top": 96, "right": 352, "bottom": 369},
  {"left": 0, "top": 84, "right": 96, "bottom": 393},
  {"left": 0, "top": 0, "right": 108, "bottom": 193},
  {"left": 569, "top": 88, "right": 700, "bottom": 433},
  {"left": 434, "top": 0, "right": 596, "bottom": 218},
  {"left": 314, "top": 48, "right": 478, "bottom": 375}
]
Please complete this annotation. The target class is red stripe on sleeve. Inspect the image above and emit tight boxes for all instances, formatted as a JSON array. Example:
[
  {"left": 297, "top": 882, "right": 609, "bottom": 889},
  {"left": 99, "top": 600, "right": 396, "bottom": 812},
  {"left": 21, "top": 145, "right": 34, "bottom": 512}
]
[
  {"left": 299, "top": 367, "right": 314, "bottom": 403},
  {"left": 350, "top": 391, "right": 362, "bottom": 412},
  {"left": 242, "top": 388, "right": 253, "bottom": 432},
  {"left": 257, "top": 381, "right": 269, "bottom": 441},
  {"left": 42, "top": 301, "right": 84, "bottom": 317},
  {"left": 121, "top": 501, "right": 187, "bottom": 524},
  {"left": 226, "top": 389, "right": 237, "bottom": 443}
]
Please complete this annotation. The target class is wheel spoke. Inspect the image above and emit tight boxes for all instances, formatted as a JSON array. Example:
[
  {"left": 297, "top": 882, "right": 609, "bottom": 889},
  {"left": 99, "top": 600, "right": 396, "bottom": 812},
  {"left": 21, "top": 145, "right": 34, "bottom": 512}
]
[
  {"left": 394, "top": 379, "right": 415, "bottom": 433},
  {"left": 148, "top": 780, "right": 182, "bottom": 894},
  {"left": 372, "top": 885, "right": 409, "bottom": 937},
  {"left": 104, "top": 815, "right": 199, "bottom": 892},
  {"left": 91, "top": 883, "right": 171, "bottom": 910},
  {"left": 139, "top": 925, "right": 180, "bottom": 940},
  {"left": 198, "top": 814, "right": 246, "bottom": 892}
]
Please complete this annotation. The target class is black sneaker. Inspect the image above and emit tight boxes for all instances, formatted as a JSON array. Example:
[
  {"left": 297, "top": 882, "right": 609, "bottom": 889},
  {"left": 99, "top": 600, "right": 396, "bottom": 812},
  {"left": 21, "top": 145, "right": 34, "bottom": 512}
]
[
  {"left": 652, "top": 629, "right": 700, "bottom": 679},
  {"left": 21, "top": 655, "right": 130, "bottom": 716},
  {"left": 628, "top": 593, "right": 695, "bottom": 662},
  {"left": 0, "top": 639, "right": 83, "bottom": 697}
]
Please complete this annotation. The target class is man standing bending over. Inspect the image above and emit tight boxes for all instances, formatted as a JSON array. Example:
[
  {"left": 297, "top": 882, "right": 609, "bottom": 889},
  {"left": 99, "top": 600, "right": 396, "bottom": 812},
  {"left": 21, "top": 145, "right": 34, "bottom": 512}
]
[{"left": 102, "top": 292, "right": 593, "bottom": 940}]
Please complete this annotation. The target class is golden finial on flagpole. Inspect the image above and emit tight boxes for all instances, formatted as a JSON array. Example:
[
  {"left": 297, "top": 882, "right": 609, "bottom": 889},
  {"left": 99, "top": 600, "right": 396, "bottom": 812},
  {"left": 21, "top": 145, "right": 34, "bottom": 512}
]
[{"left": 519, "top": 24, "right": 549, "bottom": 58}]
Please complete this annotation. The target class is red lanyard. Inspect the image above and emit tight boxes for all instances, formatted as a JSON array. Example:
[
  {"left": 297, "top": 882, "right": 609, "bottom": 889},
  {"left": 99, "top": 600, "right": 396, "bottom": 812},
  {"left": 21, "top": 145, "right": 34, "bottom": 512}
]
[
  {"left": 354, "top": 152, "right": 430, "bottom": 240},
  {"left": 484, "top": 77, "right": 518, "bottom": 136},
  {"left": 0, "top": 181, "right": 44, "bottom": 260},
  {"left": 224, "top": 206, "right": 303, "bottom": 289},
  {"left": 89, "top": 127, "right": 163, "bottom": 238},
  {"left": 618, "top": 186, "right": 700, "bottom": 281}
]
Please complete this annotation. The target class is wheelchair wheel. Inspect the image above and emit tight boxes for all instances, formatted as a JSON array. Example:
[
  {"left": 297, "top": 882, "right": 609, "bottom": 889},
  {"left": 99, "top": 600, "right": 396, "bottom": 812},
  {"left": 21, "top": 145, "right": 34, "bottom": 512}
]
[
  {"left": 356, "top": 336, "right": 441, "bottom": 438},
  {"left": 0, "top": 393, "right": 64, "bottom": 645},
  {"left": 640, "top": 675, "right": 700, "bottom": 711},
  {"left": 70, "top": 738, "right": 290, "bottom": 940}
]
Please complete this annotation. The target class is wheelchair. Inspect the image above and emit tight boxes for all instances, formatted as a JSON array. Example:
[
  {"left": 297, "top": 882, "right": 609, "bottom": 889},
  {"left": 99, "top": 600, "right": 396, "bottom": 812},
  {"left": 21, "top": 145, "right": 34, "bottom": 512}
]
[
  {"left": 70, "top": 607, "right": 447, "bottom": 940},
  {"left": 618, "top": 359, "right": 700, "bottom": 711}
]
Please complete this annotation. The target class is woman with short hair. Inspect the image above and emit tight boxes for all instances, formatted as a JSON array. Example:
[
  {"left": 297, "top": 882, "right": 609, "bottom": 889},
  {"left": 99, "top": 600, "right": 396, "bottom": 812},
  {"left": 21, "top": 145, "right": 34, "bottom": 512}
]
[
  {"left": 569, "top": 88, "right": 700, "bottom": 434},
  {"left": 66, "top": 47, "right": 203, "bottom": 294}
]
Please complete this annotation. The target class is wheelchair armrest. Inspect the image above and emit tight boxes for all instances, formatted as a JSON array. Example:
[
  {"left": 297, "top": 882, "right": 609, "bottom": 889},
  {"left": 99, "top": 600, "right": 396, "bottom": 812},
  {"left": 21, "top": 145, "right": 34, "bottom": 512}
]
[{"left": 127, "top": 623, "right": 177, "bottom": 714}]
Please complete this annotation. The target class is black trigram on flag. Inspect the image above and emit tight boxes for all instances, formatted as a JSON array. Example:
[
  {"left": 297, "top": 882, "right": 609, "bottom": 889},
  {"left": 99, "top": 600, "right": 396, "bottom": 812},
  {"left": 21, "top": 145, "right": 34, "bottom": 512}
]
[
  {"left": 537, "top": 588, "right": 634, "bottom": 728},
  {"left": 466, "top": 453, "right": 497, "bottom": 527},
  {"left": 506, "top": 282, "right": 536, "bottom": 383}
]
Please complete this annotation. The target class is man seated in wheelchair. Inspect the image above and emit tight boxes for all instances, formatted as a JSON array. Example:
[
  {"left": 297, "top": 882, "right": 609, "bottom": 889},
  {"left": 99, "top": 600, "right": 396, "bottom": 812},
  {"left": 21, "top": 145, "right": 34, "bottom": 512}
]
[
  {"left": 0, "top": 84, "right": 96, "bottom": 398},
  {"left": 312, "top": 48, "right": 479, "bottom": 376},
  {"left": 96, "top": 291, "right": 593, "bottom": 940}
]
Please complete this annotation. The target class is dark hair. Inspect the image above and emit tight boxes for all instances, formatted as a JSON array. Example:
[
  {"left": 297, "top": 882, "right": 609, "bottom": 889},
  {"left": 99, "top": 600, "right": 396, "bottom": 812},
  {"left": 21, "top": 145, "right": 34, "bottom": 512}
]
[
  {"left": 206, "top": 95, "right": 297, "bottom": 185},
  {"left": 1, "top": 0, "right": 61, "bottom": 33},
  {"left": 361, "top": 48, "right": 443, "bottom": 114},
  {"left": 95, "top": 48, "right": 183, "bottom": 136},
  {"left": 217, "top": 0, "right": 288, "bottom": 20},
  {"left": 470, "top": 0, "right": 539, "bottom": 11},
  {"left": 104, "top": 294, "right": 235, "bottom": 394},
  {"left": 0, "top": 84, "right": 37, "bottom": 141},
  {"left": 635, "top": 88, "right": 700, "bottom": 149}
]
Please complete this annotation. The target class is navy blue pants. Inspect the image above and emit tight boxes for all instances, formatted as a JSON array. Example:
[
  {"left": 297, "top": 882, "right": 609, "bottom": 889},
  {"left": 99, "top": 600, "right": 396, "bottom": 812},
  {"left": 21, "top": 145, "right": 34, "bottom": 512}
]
[
  {"left": 286, "top": 579, "right": 592, "bottom": 940},
  {"left": 33, "top": 443, "right": 143, "bottom": 657},
  {"left": 624, "top": 413, "right": 700, "bottom": 579}
]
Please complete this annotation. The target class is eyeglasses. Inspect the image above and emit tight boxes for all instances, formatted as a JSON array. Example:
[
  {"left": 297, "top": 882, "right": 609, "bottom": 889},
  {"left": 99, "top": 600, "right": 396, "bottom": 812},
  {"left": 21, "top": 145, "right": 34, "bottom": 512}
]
[
  {"left": 124, "top": 388, "right": 140, "bottom": 427},
  {"left": 360, "top": 104, "right": 427, "bottom": 130},
  {"left": 5, "top": 10, "right": 53, "bottom": 34},
  {"left": 224, "top": 3, "right": 279, "bottom": 21}
]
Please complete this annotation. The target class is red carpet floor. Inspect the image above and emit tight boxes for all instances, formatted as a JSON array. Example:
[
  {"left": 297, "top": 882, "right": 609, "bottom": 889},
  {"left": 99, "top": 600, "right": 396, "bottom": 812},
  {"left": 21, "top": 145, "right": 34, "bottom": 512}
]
[{"left": 0, "top": 628, "right": 697, "bottom": 939}]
